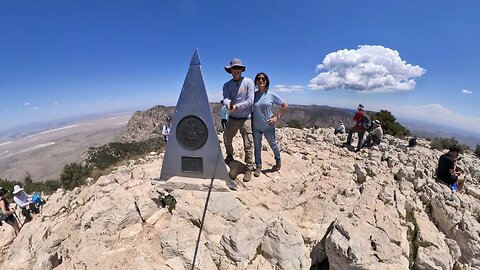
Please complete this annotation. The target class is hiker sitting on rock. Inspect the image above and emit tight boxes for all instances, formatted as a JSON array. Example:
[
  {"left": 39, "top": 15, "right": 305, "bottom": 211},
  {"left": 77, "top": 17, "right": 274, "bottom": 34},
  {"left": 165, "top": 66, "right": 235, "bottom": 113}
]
[
  {"left": 13, "top": 185, "right": 39, "bottom": 222},
  {"left": 361, "top": 120, "right": 383, "bottom": 149},
  {"left": 344, "top": 104, "right": 369, "bottom": 151},
  {"left": 436, "top": 145, "right": 464, "bottom": 192},
  {"left": 0, "top": 187, "right": 21, "bottom": 236},
  {"left": 408, "top": 136, "right": 417, "bottom": 147},
  {"left": 334, "top": 121, "right": 345, "bottom": 135}
]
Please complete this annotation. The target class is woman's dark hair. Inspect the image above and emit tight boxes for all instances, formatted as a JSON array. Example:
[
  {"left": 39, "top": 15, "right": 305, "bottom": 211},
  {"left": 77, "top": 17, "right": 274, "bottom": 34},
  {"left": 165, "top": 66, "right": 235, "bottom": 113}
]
[
  {"left": 254, "top": 72, "right": 270, "bottom": 90},
  {"left": 0, "top": 188, "right": 7, "bottom": 197}
]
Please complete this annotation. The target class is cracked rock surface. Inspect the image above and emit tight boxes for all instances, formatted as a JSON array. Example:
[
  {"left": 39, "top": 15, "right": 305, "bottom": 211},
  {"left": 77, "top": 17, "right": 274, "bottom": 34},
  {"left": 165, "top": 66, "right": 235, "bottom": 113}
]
[{"left": 1, "top": 127, "right": 479, "bottom": 270}]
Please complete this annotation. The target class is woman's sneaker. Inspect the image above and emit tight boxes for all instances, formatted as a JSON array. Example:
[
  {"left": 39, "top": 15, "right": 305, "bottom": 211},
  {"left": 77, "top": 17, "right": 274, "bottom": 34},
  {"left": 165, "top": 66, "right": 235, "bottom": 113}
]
[
  {"left": 254, "top": 166, "right": 261, "bottom": 177},
  {"left": 272, "top": 160, "right": 281, "bottom": 171}
]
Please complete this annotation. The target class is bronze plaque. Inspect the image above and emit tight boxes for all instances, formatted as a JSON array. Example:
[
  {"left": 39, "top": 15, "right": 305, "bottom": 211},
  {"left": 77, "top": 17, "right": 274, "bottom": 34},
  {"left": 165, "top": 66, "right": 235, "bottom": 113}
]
[
  {"left": 181, "top": 156, "right": 203, "bottom": 173},
  {"left": 176, "top": 115, "right": 208, "bottom": 150}
]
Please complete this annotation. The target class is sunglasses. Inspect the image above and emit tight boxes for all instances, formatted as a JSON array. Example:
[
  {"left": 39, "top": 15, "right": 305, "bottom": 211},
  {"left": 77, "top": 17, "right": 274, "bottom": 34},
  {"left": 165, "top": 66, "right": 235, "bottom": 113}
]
[
  {"left": 231, "top": 66, "right": 243, "bottom": 70},
  {"left": 256, "top": 77, "right": 266, "bottom": 81}
]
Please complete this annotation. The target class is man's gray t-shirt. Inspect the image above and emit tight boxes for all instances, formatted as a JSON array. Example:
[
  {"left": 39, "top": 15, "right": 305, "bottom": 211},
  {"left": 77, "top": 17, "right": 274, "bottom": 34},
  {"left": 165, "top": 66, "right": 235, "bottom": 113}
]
[{"left": 222, "top": 77, "right": 254, "bottom": 119}]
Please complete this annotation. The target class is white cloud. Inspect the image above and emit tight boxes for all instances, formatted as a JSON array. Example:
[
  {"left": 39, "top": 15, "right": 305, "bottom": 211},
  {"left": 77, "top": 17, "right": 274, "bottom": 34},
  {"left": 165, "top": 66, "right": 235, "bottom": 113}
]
[
  {"left": 54, "top": 101, "right": 59, "bottom": 105},
  {"left": 32, "top": 107, "right": 40, "bottom": 110},
  {"left": 308, "top": 45, "right": 426, "bottom": 92},
  {"left": 273, "top": 84, "right": 305, "bottom": 93},
  {"left": 462, "top": 89, "right": 473, "bottom": 94},
  {"left": 24, "top": 102, "right": 30, "bottom": 106}
]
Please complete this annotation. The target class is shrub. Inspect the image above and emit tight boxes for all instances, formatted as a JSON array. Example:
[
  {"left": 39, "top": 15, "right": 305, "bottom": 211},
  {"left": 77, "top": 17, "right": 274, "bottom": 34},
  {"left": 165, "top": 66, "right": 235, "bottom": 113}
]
[
  {"left": 369, "top": 110, "right": 409, "bottom": 138},
  {"left": 60, "top": 163, "right": 92, "bottom": 190},
  {"left": 429, "top": 137, "right": 469, "bottom": 153},
  {"left": 475, "top": 144, "right": 480, "bottom": 157},
  {"left": 286, "top": 119, "right": 304, "bottom": 129}
]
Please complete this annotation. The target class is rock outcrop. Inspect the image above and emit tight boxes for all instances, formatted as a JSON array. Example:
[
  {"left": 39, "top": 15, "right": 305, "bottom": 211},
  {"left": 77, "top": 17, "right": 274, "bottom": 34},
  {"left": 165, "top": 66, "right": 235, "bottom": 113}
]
[{"left": 1, "top": 127, "right": 480, "bottom": 270}]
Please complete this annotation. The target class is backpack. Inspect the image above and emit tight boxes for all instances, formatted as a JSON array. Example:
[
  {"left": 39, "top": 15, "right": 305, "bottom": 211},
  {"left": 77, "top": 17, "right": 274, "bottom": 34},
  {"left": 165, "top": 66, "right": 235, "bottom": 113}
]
[{"left": 361, "top": 114, "right": 372, "bottom": 130}]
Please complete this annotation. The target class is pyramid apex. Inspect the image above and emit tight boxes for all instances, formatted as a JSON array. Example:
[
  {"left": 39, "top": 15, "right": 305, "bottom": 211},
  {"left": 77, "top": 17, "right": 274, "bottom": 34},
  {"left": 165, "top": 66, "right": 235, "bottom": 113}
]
[{"left": 190, "top": 49, "right": 201, "bottom": 66}]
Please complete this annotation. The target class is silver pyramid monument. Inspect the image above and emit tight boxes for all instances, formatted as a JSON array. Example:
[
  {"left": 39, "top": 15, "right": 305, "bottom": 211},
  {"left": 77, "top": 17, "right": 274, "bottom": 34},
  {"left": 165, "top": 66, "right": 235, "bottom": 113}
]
[{"left": 160, "top": 49, "right": 229, "bottom": 181}]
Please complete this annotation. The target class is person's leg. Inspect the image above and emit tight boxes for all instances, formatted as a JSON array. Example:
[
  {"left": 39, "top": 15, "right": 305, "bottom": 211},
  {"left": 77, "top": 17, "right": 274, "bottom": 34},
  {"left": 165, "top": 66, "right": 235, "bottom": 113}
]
[
  {"left": 222, "top": 119, "right": 227, "bottom": 130},
  {"left": 356, "top": 131, "right": 365, "bottom": 150},
  {"left": 22, "top": 207, "right": 32, "bottom": 222},
  {"left": 239, "top": 120, "right": 255, "bottom": 171},
  {"left": 264, "top": 128, "right": 281, "bottom": 163},
  {"left": 253, "top": 128, "right": 263, "bottom": 168},
  {"left": 346, "top": 127, "right": 355, "bottom": 145},
  {"left": 224, "top": 118, "right": 241, "bottom": 160},
  {"left": 457, "top": 175, "right": 464, "bottom": 192}
]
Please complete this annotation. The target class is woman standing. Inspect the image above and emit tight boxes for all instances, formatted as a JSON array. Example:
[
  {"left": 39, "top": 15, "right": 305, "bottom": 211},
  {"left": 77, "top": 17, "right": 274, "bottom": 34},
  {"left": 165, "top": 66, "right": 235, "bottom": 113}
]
[
  {"left": 252, "top": 72, "right": 288, "bottom": 177},
  {"left": 0, "top": 187, "right": 21, "bottom": 236}
]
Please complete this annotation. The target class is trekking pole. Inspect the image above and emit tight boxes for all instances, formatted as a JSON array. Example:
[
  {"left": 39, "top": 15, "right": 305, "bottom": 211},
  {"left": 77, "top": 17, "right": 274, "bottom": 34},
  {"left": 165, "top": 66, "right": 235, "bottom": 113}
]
[
  {"left": 13, "top": 211, "right": 23, "bottom": 227},
  {"left": 191, "top": 152, "right": 221, "bottom": 270}
]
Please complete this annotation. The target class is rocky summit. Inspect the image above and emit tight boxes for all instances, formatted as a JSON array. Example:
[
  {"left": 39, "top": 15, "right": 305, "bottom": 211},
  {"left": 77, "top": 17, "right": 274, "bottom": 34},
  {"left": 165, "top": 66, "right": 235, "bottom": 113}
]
[{"left": 1, "top": 127, "right": 480, "bottom": 270}]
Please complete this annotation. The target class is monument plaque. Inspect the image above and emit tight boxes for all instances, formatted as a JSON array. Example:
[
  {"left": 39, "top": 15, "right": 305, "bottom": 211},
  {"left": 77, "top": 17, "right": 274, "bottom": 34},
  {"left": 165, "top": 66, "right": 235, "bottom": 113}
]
[{"left": 159, "top": 49, "right": 229, "bottom": 181}]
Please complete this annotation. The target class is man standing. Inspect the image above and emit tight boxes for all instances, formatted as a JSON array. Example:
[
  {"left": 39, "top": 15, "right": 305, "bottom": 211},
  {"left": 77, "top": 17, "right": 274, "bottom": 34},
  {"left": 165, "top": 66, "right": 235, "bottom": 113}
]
[
  {"left": 222, "top": 58, "right": 255, "bottom": 182},
  {"left": 344, "top": 104, "right": 367, "bottom": 151},
  {"left": 162, "top": 117, "right": 172, "bottom": 142},
  {"left": 220, "top": 100, "right": 229, "bottom": 131},
  {"left": 436, "top": 145, "right": 464, "bottom": 192}
]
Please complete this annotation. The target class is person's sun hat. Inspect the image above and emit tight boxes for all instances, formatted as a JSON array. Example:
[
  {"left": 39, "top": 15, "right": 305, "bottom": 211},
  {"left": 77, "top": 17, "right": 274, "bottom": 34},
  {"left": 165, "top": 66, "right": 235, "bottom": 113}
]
[
  {"left": 357, "top": 104, "right": 365, "bottom": 110},
  {"left": 224, "top": 58, "right": 246, "bottom": 73},
  {"left": 13, "top": 185, "right": 23, "bottom": 195},
  {"left": 373, "top": 120, "right": 381, "bottom": 125}
]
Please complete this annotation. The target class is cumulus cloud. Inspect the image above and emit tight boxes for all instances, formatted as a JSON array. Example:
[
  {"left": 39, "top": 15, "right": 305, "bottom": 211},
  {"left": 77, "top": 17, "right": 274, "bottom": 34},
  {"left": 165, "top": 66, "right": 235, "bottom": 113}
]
[
  {"left": 24, "top": 102, "right": 30, "bottom": 106},
  {"left": 462, "top": 89, "right": 473, "bottom": 94},
  {"left": 273, "top": 85, "right": 305, "bottom": 93},
  {"left": 308, "top": 45, "right": 426, "bottom": 92}
]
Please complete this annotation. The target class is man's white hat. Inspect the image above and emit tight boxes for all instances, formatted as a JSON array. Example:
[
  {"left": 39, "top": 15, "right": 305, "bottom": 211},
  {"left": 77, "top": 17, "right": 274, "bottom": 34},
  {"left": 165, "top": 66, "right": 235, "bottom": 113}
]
[{"left": 13, "top": 185, "right": 23, "bottom": 195}]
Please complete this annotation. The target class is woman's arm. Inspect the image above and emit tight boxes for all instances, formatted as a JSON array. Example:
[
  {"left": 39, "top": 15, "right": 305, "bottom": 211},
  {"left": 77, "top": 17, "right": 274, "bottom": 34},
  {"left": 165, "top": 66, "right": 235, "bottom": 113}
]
[{"left": 0, "top": 200, "right": 15, "bottom": 215}]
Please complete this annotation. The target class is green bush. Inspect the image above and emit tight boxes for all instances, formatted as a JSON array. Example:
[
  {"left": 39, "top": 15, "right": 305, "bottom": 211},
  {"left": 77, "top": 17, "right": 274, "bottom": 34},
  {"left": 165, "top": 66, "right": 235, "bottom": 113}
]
[
  {"left": 475, "top": 144, "right": 480, "bottom": 157},
  {"left": 429, "top": 137, "right": 469, "bottom": 153},
  {"left": 286, "top": 119, "right": 304, "bottom": 129},
  {"left": 85, "top": 137, "right": 164, "bottom": 170},
  {"left": 60, "top": 163, "right": 92, "bottom": 190},
  {"left": 369, "top": 110, "right": 409, "bottom": 138}
]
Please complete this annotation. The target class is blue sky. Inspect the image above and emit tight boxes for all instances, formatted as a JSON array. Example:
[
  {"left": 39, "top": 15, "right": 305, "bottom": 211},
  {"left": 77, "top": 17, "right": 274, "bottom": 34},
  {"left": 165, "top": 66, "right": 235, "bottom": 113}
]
[{"left": 1, "top": 0, "right": 479, "bottom": 132}]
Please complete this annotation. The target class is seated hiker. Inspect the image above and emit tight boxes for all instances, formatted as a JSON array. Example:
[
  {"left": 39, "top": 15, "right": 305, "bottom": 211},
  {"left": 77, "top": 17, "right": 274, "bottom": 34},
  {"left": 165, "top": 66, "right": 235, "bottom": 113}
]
[
  {"left": 436, "top": 145, "right": 464, "bottom": 192},
  {"left": 408, "top": 136, "right": 417, "bottom": 147},
  {"left": 361, "top": 120, "right": 383, "bottom": 149},
  {"left": 344, "top": 104, "right": 369, "bottom": 151},
  {"left": 0, "top": 187, "right": 21, "bottom": 236},
  {"left": 334, "top": 121, "right": 345, "bottom": 135},
  {"left": 13, "top": 185, "right": 38, "bottom": 222}
]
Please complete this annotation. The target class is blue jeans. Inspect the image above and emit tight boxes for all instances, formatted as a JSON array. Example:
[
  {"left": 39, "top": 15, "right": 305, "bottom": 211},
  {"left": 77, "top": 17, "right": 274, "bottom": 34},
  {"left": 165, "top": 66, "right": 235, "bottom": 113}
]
[{"left": 253, "top": 127, "right": 280, "bottom": 168}]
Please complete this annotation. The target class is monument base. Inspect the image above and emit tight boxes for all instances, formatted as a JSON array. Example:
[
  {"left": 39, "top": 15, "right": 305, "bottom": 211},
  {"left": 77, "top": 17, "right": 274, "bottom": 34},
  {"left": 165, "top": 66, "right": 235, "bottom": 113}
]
[{"left": 152, "top": 176, "right": 231, "bottom": 192}]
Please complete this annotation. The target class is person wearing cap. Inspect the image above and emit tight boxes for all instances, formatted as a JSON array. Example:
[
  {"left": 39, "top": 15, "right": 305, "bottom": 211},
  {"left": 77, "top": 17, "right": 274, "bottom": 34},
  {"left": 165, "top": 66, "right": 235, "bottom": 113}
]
[
  {"left": 334, "top": 121, "right": 346, "bottom": 135},
  {"left": 361, "top": 120, "right": 383, "bottom": 149},
  {"left": 220, "top": 100, "right": 229, "bottom": 131},
  {"left": 252, "top": 72, "right": 288, "bottom": 177},
  {"left": 13, "top": 185, "right": 37, "bottom": 222},
  {"left": 222, "top": 58, "right": 255, "bottom": 182},
  {"left": 436, "top": 145, "right": 465, "bottom": 192},
  {"left": 162, "top": 117, "right": 172, "bottom": 142},
  {"left": 344, "top": 104, "right": 367, "bottom": 151},
  {"left": 0, "top": 187, "right": 21, "bottom": 236}
]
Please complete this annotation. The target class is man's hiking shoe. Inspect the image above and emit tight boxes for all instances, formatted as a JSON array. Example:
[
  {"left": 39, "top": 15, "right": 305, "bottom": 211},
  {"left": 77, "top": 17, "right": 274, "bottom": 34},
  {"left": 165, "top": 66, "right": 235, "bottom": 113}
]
[
  {"left": 254, "top": 167, "right": 261, "bottom": 177},
  {"left": 224, "top": 155, "right": 234, "bottom": 164},
  {"left": 244, "top": 170, "right": 252, "bottom": 182},
  {"left": 272, "top": 161, "right": 281, "bottom": 171}
]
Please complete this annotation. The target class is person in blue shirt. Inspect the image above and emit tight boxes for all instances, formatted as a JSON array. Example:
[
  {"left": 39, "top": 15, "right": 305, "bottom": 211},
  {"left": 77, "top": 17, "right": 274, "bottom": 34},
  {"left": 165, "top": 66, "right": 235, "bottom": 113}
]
[
  {"left": 220, "top": 100, "right": 229, "bottom": 131},
  {"left": 252, "top": 72, "right": 288, "bottom": 177}
]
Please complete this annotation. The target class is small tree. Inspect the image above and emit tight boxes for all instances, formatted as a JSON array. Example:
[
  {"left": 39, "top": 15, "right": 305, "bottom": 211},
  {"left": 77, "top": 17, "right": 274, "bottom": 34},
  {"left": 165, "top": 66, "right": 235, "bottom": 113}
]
[
  {"left": 370, "top": 110, "right": 409, "bottom": 138},
  {"left": 60, "top": 163, "right": 92, "bottom": 190}
]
